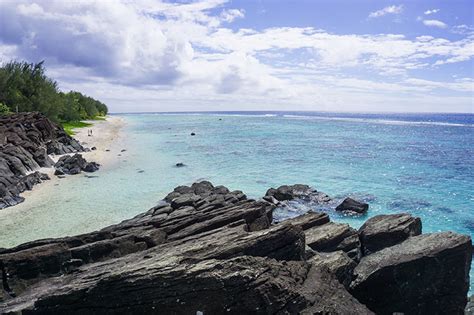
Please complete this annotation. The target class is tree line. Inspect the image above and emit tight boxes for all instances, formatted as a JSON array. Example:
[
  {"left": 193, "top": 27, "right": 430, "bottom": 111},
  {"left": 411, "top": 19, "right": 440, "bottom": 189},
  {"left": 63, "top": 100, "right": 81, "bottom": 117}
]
[{"left": 0, "top": 61, "right": 108, "bottom": 121}]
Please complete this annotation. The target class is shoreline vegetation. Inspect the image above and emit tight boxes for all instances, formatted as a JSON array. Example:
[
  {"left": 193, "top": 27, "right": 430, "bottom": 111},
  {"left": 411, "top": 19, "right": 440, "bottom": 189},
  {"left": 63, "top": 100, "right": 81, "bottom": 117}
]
[
  {"left": 61, "top": 121, "right": 93, "bottom": 136},
  {"left": 0, "top": 59, "right": 112, "bottom": 210},
  {"left": 0, "top": 60, "right": 108, "bottom": 122}
]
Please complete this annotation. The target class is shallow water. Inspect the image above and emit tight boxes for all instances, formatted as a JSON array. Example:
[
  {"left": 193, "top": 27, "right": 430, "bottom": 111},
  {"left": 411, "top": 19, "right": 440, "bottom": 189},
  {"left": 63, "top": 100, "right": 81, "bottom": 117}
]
[{"left": 1, "top": 111, "right": 473, "bottom": 289}]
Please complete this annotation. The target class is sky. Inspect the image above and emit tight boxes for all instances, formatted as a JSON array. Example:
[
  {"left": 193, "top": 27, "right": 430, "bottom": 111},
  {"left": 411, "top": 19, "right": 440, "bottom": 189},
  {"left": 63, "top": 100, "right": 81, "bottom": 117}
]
[{"left": 0, "top": 0, "right": 473, "bottom": 113}]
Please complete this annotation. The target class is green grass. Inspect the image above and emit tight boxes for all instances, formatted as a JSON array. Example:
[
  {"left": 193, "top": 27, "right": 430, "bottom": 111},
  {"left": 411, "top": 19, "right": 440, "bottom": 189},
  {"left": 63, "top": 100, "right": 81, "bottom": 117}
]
[{"left": 62, "top": 121, "right": 93, "bottom": 136}]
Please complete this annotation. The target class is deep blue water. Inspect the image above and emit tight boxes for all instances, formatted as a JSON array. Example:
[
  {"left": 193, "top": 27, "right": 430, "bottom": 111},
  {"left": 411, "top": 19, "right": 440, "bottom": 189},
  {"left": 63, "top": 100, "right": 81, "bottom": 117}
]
[{"left": 1, "top": 111, "right": 472, "bottom": 290}]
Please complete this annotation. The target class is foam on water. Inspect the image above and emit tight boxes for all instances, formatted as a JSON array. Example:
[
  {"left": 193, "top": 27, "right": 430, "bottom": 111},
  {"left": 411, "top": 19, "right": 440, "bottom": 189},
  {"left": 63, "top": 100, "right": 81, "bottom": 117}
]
[{"left": 0, "top": 111, "right": 472, "bottom": 291}]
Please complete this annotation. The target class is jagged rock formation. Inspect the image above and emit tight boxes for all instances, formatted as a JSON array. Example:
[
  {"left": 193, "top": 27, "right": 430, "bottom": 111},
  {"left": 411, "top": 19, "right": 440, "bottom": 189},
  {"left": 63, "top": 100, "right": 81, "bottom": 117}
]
[
  {"left": 0, "top": 112, "right": 84, "bottom": 209},
  {"left": 0, "top": 182, "right": 471, "bottom": 314},
  {"left": 358, "top": 213, "right": 422, "bottom": 255},
  {"left": 350, "top": 232, "right": 472, "bottom": 314},
  {"left": 54, "top": 154, "right": 99, "bottom": 175}
]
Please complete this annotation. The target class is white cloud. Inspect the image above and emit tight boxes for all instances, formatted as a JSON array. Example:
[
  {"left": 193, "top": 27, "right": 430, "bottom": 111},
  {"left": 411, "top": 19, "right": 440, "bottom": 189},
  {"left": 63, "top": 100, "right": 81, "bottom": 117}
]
[
  {"left": 220, "top": 9, "right": 245, "bottom": 23},
  {"left": 452, "top": 24, "right": 474, "bottom": 35},
  {"left": 423, "top": 19, "right": 448, "bottom": 28},
  {"left": 424, "top": 9, "right": 439, "bottom": 15},
  {"left": 369, "top": 5, "right": 403, "bottom": 18},
  {"left": 0, "top": 0, "right": 472, "bottom": 113}
]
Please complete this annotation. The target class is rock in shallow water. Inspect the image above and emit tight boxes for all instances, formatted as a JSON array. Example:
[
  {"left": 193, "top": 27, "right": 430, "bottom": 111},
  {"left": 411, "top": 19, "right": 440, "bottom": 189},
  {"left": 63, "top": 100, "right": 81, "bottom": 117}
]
[{"left": 336, "top": 197, "right": 369, "bottom": 214}]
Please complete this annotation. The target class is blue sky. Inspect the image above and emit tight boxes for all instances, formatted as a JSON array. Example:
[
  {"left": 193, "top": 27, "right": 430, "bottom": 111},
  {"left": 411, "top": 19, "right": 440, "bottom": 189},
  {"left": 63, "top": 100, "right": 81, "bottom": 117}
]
[{"left": 0, "top": 0, "right": 472, "bottom": 113}]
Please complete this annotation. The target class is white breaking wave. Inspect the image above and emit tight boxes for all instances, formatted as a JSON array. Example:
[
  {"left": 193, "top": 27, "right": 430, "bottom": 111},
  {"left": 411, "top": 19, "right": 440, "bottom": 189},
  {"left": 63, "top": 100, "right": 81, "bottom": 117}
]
[{"left": 282, "top": 115, "right": 473, "bottom": 127}]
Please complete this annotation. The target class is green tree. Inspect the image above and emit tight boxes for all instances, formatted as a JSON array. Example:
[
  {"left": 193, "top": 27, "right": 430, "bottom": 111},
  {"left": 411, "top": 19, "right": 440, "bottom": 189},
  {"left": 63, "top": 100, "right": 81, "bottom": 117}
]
[
  {"left": 0, "top": 102, "right": 10, "bottom": 115},
  {"left": 0, "top": 60, "right": 108, "bottom": 122}
]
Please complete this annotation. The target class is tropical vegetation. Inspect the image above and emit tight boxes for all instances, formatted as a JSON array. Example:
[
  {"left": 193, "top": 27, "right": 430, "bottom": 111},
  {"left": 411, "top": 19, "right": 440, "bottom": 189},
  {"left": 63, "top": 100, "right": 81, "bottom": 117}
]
[{"left": 0, "top": 61, "right": 108, "bottom": 122}]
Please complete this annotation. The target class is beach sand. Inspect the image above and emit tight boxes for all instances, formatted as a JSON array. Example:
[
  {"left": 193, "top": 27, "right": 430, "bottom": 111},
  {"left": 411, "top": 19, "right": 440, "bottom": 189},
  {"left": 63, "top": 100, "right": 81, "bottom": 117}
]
[{"left": 15, "top": 115, "right": 127, "bottom": 203}]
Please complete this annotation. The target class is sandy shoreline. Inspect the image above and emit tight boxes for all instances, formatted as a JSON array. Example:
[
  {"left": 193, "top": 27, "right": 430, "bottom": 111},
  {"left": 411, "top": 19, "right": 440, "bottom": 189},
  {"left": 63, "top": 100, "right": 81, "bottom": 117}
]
[{"left": 17, "top": 115, "right": 127, "bottom": 202}]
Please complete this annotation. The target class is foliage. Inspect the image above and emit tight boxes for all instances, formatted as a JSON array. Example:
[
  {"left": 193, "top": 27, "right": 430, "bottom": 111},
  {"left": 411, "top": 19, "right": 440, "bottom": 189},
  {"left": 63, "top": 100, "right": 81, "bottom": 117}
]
[
  {"left": 0, "top": 61, "right": 108, "bottom": 122},
  {"left": 0, "top": 102, "right": 10, "bottom": 115},
  {"left": 62, "top": 121, "right": 93, "bottom": 136}
]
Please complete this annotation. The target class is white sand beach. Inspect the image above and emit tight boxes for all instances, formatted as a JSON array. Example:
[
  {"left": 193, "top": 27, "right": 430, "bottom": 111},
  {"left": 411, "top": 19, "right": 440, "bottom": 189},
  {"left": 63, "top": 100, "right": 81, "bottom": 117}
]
[{"left": 12, "top": 116, "right": 127, "bottom": 206}]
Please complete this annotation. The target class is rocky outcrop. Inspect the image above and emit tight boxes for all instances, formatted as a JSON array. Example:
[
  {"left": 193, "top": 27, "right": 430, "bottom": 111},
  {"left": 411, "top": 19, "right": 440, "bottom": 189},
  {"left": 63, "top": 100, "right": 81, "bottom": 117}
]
[
  {"left": 266, "top": 184, "right": 368, "bottom": 219},
  {"left": 0, "top": 182, "right": 471, "bottom": 314},
  {"left": 358, "top": 213, "right": 422, "bottom": 255},
  {"left": 265, "top": 184, "right": 331, "bottom": 203},
  {"left": 350, "top": 232, "right": 472, "bottom": 314},
  {"left": 0, "top": 112, "right": 84, "bottom": 209},
  {"left": 54, "top": 154, "right": 99, "bottom": 175},
  {"left": 306, "top": 222, "right": 362, "bottom": 261},
  {"left": 336, "top": 197, "right": 369, "bottom": 214},
  {"left": 0, "top": 182, "right": 373, "bottom": 314}
]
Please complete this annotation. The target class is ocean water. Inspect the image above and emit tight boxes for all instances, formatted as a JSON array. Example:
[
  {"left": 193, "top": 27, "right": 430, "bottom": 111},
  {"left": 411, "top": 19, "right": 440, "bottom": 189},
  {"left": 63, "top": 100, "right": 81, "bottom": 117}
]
[{"left": 0, "top": 111, "right": 473, "bottom": 289}]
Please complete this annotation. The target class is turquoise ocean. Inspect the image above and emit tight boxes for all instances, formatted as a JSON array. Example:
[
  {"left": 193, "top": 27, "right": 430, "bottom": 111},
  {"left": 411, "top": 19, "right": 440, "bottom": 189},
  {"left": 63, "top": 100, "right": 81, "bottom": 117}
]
[{"left": 0, "top": 112, "right": 473, "bottom": 289}]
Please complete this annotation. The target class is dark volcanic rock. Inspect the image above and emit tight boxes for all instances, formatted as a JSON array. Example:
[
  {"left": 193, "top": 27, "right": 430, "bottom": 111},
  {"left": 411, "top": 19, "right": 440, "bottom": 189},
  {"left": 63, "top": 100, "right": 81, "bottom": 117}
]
[
  {"left": 336, "top": 197, "right": 368, "bottom": 214},
  {"left": 266, "top": 184, "right": 315, "bottom": 201},
  {"left": 0, "top": 182, "right": 374, "bottom": 314},
  {"left": 282, "top": 210, "right": 330, "bottom": 230},
  {"left": 0, "top": 182, "right": 471, "bottom": 314},
  {"left": 358, "top": 213, "right": 422, "bottom": 255},
  {"left": 54, "top": 154, "right": 100, "bottom": 175},
  {"left": 305, "top": 221, "right": 362, "bottom": 261},
  {"left": 0, "top": 112, "right": 84, "bottom": 209},
  {"left": 309, "top": 250, "right": 357, "bottom": 288},
  {"left": 350, "top": 232, "right": 472, "bottom": 315},
  {"left": 466, "top": 295, "right": 474, "bottom": 315}
]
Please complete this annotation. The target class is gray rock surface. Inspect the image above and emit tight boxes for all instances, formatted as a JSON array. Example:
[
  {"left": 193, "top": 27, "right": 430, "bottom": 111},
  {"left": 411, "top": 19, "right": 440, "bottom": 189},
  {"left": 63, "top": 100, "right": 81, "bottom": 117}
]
[
  {"left": 54, "top": 154, "right": 100, "bottom": 175},
  {"left": 265, "top": 184, "right": 331, "bottom": 203},
  {"left": 358, "top": 213, "right": 422, "bottom": 255},
  {"left": 0, "top": 112, "right": 84, "bottom": 209},
  {"left": 350, "top": 232, "right": 472, "bottom": 315},
  {"left": 305, "top": 222, "right": 362, "bottom": 261},
  {"left": 0, "top": 182, "right": 373, "bottom": 314},
  {"left": 0, "top": 182, "right": 471, "bottom": 314},
  {"left": 336, "top": 197, "right": 369, "bottom": 214}
]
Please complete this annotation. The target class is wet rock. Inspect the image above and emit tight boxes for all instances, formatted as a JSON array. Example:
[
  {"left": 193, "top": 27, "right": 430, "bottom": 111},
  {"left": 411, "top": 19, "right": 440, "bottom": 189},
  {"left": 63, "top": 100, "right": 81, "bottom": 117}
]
[
  {"left": 358, "top": 213, "right": 422, "bottom": 255},
  {"left": 54, "top": 154, "right": 100, "bottom": 175},
  {"left": 466, "top": 295, "right": 474, "bottom": 315},
  {"left": 350, "top": 232, "right": 472, "bottom": 315},
  {"left": 336, "top": 197, "right": 368, "bottom": 214},
  {"left": 265, "top": 184, "right": 313, "bottom": 201}
]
